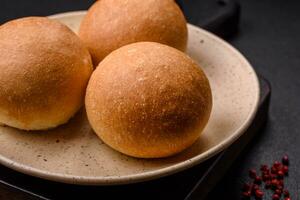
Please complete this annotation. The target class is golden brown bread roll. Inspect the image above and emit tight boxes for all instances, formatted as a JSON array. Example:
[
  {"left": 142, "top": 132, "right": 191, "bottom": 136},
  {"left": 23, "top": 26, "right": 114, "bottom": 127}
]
[
  {"left": 0, "top": 17, "right": 93, "bottom": 130},
  {"left": 79, "top": 0, "right": 187, "bottom": 65},
  {"left": 85, "top": 42, "right": 212, "bottom": 158}
]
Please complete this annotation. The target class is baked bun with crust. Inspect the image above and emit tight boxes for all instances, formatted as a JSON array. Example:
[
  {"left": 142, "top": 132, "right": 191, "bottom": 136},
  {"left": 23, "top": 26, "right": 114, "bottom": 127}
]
[
  {"left": 0, "top": 17, "right": 93, "bottom": 130},
  {"left": 85, "top": 42, "right": 212, "bottom": 158},
  {"left": 79, "top": 0, "right": 187, "bottom": 65}
]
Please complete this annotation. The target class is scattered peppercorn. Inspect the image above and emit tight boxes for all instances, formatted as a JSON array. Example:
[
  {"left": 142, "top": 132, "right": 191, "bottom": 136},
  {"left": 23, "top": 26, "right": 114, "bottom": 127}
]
[
  {"left": 283, "top": 165, "right": 289, "bottom": 175},
  {"left": 282, "top": 155, "right": 289, "bottom": 166},
  {"left": 272, "top": 194, "right": 280, "bottom": 200},
  {"left": 270, "top": 173, "right": 277, "bottom": 179},
  {"left": 275, "top": 189, "right": 282, "bottom": 195},
  {"left": 254, "top": 176, "right": 262, "bottom": 185},
  {"left": 277, "top": 170, "right": 284, "bottom": 178},
  {"left": 271, "top": 166, "right": 277, "bottom": 174},
  {"left": 252, "top": 184, "right": 259, "bottom": 192},
  {"left": 241, "top": 155, "right": 291, "bottom": 199},
  {"left": 278, "top": 181, "right": 284, "bottom": 188},
  {"left": 273, "top": 161, "right": 281, "bottom": 169},
  {"left": 262, "top": 174, "right": 270, "bottom": 182},
  {"left": 271, "top": 179, "right": 279, "bottom": 186},
  {"left": 255, "top": 190, "right": 264, "bottom": 199},
  {"left": 283, "top": 189, "right": 290, "bottom": 197}
]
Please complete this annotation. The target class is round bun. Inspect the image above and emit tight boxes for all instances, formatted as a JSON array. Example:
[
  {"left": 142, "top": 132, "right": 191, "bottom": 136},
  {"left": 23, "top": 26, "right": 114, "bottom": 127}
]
[
  {"left": 0, "top": 17, "right": 93, "bottom": 130},
  {"left": 79, "top": 0, "right": 187, "bottom": 65},
  {"left": 86, "top": 42, "right": 212, "bottom": 158}
]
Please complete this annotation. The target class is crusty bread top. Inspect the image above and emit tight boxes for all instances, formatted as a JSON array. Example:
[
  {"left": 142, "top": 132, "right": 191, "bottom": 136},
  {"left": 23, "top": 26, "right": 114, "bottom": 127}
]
[
  {"left": 0, "top": 17, "right": 93, "bottom": 130},
  {"left": 86, "top": 42, "right": 212, "bottom": 157},
  {"left": 79, "top": 0, "right": 187, "bottom": 65}
]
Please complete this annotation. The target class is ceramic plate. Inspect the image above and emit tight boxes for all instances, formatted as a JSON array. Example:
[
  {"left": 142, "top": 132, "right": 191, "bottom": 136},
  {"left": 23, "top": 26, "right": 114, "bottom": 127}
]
[{"left": 0, "top": 11, "right": 260, "bottom": 185}]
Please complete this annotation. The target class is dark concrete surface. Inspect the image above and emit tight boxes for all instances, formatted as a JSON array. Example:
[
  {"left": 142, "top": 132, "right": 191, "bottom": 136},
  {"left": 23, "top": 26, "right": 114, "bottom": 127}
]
[{"left": 207, "top": 0, "right": 300, "bottom": 199}]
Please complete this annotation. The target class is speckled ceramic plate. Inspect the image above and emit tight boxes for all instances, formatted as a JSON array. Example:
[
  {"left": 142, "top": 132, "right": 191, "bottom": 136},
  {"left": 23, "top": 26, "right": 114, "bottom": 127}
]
[{"left": 0, "top": 11, "right": 259, "bottom": 185}]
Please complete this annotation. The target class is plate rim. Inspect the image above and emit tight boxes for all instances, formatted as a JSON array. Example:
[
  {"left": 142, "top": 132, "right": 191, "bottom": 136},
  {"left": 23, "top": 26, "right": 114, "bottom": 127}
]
[{"left": 0, "top": 11, "right": 260, "bottom": 185}]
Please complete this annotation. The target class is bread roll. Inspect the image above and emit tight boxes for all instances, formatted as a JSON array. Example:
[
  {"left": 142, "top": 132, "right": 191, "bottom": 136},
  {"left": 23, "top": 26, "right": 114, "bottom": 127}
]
[
  {"left": 86, "top": 42, "right": 212, "bottom": 158},
  {"left": 0, "top": 17, "right": 93, "bottom": 130},
  {"left": 79, "top": 0, "right": 187, "bottom": 65}
]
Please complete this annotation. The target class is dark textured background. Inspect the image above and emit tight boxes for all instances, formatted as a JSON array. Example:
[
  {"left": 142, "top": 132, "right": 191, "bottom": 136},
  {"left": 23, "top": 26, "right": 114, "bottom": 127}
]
[
  {"left": 207, "top": 1, "right": 300, "bottom": 199},
  {"left": 0, "top": 0, "right": 300, "bottom": 199}
]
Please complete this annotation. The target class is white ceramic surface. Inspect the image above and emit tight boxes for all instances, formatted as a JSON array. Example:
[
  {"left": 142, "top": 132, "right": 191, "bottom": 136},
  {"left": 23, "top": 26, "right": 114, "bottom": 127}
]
[{"left": 0, "top": 11, "right": 260, "bottom": 185}]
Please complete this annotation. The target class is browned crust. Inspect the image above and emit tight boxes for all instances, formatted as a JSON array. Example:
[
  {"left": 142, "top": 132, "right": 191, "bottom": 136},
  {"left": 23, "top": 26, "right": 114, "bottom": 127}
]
[
  {"left": 0, "top": 17, "right": 93, "bottom": 130},
  {"left": 79, "top": 0, "right": 188, "bottom": 65},
  {"left": 86, "top": 42, "right": 212, "bottom": 158}
]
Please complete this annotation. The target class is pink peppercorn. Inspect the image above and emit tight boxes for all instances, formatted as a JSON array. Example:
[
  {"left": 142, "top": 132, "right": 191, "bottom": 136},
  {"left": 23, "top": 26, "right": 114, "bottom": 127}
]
[
  {"left": 277, "top": 170, "right": 284, "bottom": 178},
  {"left": 283, "top": 189, "right": 290, "bottom": 197},
  {"left": 271, "top": 179, "right": 279, "bottom": 186},
  {"left": 271, "top": 173, "right": 277, "bottom": 178},
  {"left": 271, "top": 166, "right": 278, "bottom": 174},
  {"left": 282, "top": 155, "right": 289, "bottom": 166},
  {"left": 251, "top": 184, "right": 260, "bottom": 194},
  {"left": 272, "top": 194, "right": 280, "bottom": 200},
  {"left": 275, "top": 189, "right": 282, "bottom": 195},
  {"left": 242, "top": 156, "right": 291, "bottom": 200},
  {"left": 283, "top": 165, "right": 289, "bottom": 175},
  {"left": 262, "top": 174, "right": 270, "bottom": 182},
  {"left": 255, "top": 190, "right": 264, "bottom": 198},
  {"left": 254, "top": 176, "right": 262, "bottom": 184},
  {"left": 274, "top": 161, "right": 281, "bottom": 168},
  {"left": 278, "top": 180, "right": 284, "bottom": 187}
]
